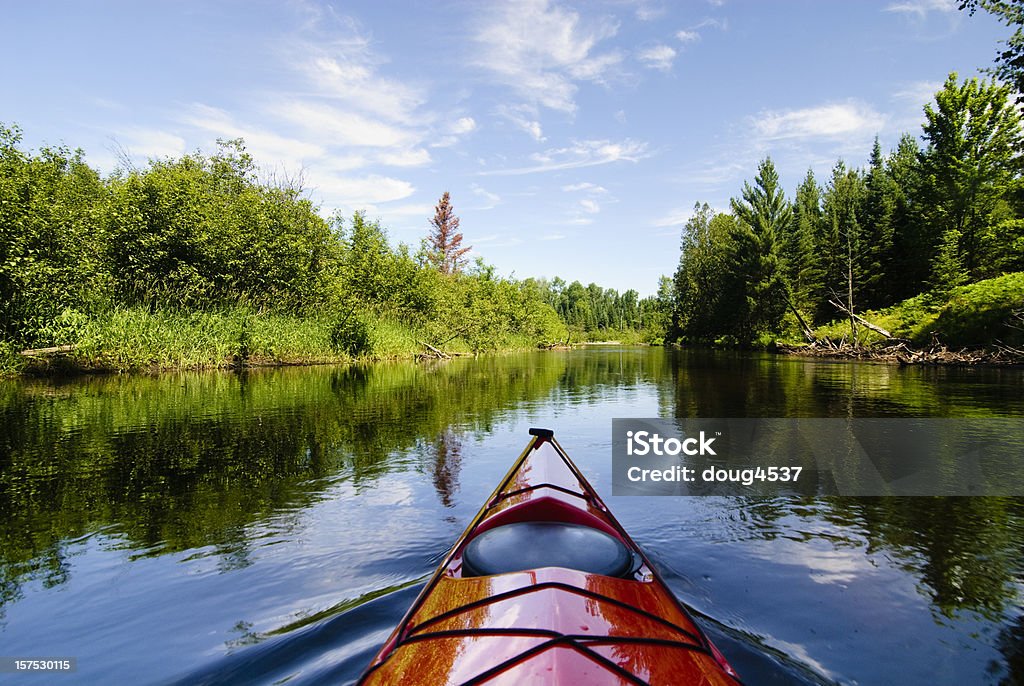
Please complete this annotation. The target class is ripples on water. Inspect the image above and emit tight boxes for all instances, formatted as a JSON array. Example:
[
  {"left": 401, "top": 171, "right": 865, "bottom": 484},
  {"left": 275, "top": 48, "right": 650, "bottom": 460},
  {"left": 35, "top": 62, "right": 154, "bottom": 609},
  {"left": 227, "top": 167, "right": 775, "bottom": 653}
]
[{"left": 0, "top": 349, "right": 1022, "bottom": 684}]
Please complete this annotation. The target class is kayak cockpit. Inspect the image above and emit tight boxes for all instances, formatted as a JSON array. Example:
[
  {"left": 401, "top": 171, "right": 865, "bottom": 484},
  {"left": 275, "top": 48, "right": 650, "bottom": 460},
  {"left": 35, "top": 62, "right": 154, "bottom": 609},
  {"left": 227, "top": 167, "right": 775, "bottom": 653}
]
[{"left": 461, "top": 520, "right": 639, "bottom": 577}]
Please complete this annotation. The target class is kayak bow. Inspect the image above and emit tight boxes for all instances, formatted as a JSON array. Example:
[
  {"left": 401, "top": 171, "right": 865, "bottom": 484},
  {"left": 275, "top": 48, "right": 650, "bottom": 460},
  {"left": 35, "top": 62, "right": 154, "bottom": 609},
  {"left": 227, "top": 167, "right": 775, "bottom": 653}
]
[{"left": 359, "top": 428, "right": 741, "bottom": 685}]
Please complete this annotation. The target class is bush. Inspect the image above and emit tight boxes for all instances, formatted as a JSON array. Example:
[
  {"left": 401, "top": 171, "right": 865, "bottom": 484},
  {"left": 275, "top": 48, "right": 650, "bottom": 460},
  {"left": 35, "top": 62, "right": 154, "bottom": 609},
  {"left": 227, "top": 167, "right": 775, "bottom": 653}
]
[
  {"left": 330, "top": 314, "right": 372, "bottom": 357},
  {"left": 922, "top": 272, "right": 1024, "bottom": 347}
]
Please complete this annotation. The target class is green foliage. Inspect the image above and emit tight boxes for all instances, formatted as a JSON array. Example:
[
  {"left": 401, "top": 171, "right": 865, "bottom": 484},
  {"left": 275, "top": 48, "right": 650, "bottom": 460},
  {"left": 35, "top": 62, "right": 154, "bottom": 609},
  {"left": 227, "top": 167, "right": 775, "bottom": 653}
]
[
  {"left": 0, "top": 124, "right": 110, "bottom": 346},
  {"left": 920, "top": 72, "right": 1023, "bottom": 289},
  {"left": 672, "top": 204, "right": 735, "bottom": 340},
  {"left": 960, "top": 1, "right": 1024, "bottom": 103},
  {"left": 927, "top": 271, "right": 1024, "bottom": 347},
  {"left": 330, "top": 313, "right": 373, "bottom": 357},
  {"left": 807, "top": 272, "right": 1024, "bottom": 349},
  {"left": 724, "top": 158, "right": 792, "bottom": 339},
  {"left": 0, "top": 128, "right": 577, "bottom": 371}
]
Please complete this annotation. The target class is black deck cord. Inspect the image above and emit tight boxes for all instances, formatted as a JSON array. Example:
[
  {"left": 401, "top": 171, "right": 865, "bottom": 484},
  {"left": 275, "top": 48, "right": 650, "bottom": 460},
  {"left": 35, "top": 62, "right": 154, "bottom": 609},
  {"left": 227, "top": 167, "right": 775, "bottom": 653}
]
[
  {"left": 456, "top": 634, "right": 651, "bottom": 686},
  {"left": 407, "top": 580, "right": 706, "bottom": 648}
]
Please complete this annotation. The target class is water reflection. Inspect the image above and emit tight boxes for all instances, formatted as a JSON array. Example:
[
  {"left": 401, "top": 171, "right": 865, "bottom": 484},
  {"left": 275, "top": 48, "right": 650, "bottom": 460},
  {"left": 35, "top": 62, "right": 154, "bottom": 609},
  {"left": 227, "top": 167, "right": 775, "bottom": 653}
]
[{"left": 0, "top": 349, "right": 1021, "bottom": 684}]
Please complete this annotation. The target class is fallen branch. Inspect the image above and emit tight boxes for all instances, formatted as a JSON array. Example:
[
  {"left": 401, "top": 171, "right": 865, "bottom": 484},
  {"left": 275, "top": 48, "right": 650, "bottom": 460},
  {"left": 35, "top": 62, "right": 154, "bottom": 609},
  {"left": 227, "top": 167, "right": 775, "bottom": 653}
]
[
  {"left": 19, "top": 344, "right": 77, "bottom": 357},
  {"left": 417, "top": 340, "right": 451, "bottom": 359},
  {"left": 827, "top": 299, "right": 892, "bottom": 339}
]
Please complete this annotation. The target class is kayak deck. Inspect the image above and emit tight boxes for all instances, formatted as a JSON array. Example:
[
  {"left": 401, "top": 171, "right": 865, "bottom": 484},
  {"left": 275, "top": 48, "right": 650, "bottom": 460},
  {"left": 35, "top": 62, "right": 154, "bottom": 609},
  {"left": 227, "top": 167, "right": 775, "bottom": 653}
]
[{"left": 359, "top": 431, "right": 740, "bottom": 685}]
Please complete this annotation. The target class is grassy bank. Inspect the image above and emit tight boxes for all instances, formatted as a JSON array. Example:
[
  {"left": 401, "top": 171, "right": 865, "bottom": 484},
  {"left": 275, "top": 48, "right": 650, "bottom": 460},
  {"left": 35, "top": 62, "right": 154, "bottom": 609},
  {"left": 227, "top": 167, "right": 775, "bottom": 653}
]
[
  {"left": 793, "top": 272, "right": 1024, "bottom": 350},
  {"left": 0, "top": 306, "right": 556, "bottom": 377}
]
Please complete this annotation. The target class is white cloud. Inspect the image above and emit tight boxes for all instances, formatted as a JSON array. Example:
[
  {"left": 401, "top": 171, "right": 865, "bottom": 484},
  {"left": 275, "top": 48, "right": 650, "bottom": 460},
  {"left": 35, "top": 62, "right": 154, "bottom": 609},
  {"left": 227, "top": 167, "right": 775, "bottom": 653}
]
[
  {"left": 676, "top": 30, "right": 700, "bottom": 43},
  {"left": 562, "top": 182, "right": 608, "bottom": 193},
  {"left": 752, "top": 101, "right": 886, "bottom": 141},
  {"left": 377, "top": 148, "right": 431, "bottom": 167},
  {"left": 306, "top": 172, "right": 415, "bottom": 205},
  {"left": 470, "top": 184, "right": 501, "bottom": 209},
  {"left": 884, "top": 0, "right": 956, "bottom": 17},
  {"left": 541, "top": 233, "right": 567, "bottom": 240},
  {"left": 114, "top": 127, "right": 186, "bottom": 160},
  {"left": 653, "top": 208, "right": 695, "bottom": 228},
  {"left": 473, "top": 0, "right": 622, "bottom": 113},
  {"left": 297, "top": 53, "right": 427, "bottom": 125},
  {"left": 267, "top": 100, "right": 420, "bottom": 149},
  {"left": 892, "top": 80, "right": 941, "bottom": 106},
  {"left": 180, "top": 104, "right": 324, "bottom": 165},
  {"left": 652, "top": 204, "right": 728, "bottom": 228},
  {"left": 482, "top": 138, "right": 649, "bottom": 175},
  {"left": 637, "top": 44, "right": 677, "bottom": 72},
  {"left": 496, "top": 105, "right": 546, "bottom": 141},
  {"left": 579, "top": 198, "right": 601, "bottom": 213},
  {"left": 451, "top": 117, "right": 477, "bottom": 134}
]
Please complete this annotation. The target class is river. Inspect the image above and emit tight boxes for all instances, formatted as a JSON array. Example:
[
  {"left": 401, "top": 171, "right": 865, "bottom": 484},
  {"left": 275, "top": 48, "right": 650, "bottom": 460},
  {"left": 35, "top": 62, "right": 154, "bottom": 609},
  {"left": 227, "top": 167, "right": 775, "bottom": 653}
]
[{"left": 1, "top": 347, "right": 1022, "bottom": 684}]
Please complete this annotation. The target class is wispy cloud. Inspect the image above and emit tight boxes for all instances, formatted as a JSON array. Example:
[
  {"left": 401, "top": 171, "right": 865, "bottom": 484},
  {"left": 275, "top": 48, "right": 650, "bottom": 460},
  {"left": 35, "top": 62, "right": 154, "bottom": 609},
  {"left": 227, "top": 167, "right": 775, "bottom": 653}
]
[
  {"left": 481, "top": 138, "right": 649, "bottom": 175},
  {"left": 884, "top": 0, "right": 956, "bottom": 17},
  {"left": 179, "top": 104, "right": 325, "bottom": 166},
  {"left": 267, "top": 100, "right": 421, "bottom": 148},
  {"left": 562, "top": 182, "right": 608, "bottom": 193},
  {"left": 891, "top": 80, "right": 941, "bottom": 106},
  {"left": 496, "top": 104, "right": 546, "bottom": 141},
  {"left": 637, "top": 44, "right": 677, "bottom": 72},
  {"left": 305, "top": 172, "right": 415, "bottom": 205},
  {"left": 473, "top": 0, "right": 622, "bottom": 113},
  {"left": 111, "top": 127, "right": 186, "bottom": 161},
  {"left": 470, "top": 183, "right": 502, "bottom": 209},
  {"left": 752, "top": 101, "right": 886, "bottom": 141}
]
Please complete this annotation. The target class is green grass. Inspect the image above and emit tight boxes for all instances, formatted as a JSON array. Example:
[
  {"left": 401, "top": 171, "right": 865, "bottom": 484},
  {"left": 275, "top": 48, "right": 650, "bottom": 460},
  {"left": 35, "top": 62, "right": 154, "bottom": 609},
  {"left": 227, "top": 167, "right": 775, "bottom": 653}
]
[
  {"left": 3, "top": 304, "right": 573, "bottom": 377},
  {"left": 799, "top": 272, "right": 1024, "bottom": 349}
]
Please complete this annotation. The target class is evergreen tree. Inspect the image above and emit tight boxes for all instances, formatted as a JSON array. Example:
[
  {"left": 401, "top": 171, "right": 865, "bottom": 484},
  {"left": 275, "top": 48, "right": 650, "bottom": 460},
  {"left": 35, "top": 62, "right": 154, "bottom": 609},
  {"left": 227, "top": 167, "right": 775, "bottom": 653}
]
[
  {"left": 886, "top": 134, "right": 928, "bottom": 302},
  {"left": 859, "top": 137, "right": 898, "bottom": 309},
  {"left": 725, "top": 158, "right": 792, "bottom": 340},
  {"left": 788, "top": 169, "right": 824, "bottom": 311},
  {"left": 818, "top": 161, "right": 866, "bottom": 324},
  {"left": 427, "top": 191, "right": 471, "bottom": 275}
]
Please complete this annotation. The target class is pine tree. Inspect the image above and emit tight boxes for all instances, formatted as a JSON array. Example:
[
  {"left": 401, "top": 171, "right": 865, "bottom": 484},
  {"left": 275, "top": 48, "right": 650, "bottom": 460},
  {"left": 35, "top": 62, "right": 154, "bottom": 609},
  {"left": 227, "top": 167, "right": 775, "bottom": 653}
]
[
  {"left": 818, "top": 161, "right": 866, "bottom": 325},
  {"left": 427, "top": 192, "right": 471, "bottom": 275},
  {"left": 726, "top": 158, "right": 793, "bottom": 340},
  {"left": 788, "top": 169, "right": 824, "bottom": 312},
  {"left": 859, "top": 137, "right": 898, "bottom": 309},
  {"left": 887, "top": 134, "right": 927, "bottom": 302}
]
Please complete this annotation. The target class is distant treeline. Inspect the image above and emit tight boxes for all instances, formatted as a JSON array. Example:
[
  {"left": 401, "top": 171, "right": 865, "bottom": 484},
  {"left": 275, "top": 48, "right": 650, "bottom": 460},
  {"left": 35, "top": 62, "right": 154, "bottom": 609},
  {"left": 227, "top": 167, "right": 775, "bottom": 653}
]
[
  {"left": 0, "top": 125, "right": 665, "bottom": 372},
  {"left": 532, "top": 277, "right": 670, "bottom": 342},
  {"left": 670, "top": 73, "right": 1024, "bottom": 345}
]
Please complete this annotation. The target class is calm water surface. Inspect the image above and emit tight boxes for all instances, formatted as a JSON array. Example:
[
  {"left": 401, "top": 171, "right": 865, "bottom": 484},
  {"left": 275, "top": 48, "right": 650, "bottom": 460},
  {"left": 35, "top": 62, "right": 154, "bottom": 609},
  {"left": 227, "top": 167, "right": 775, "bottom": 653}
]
[{"left": 1, "top": 348, "right": 1022, "bottom": 684}]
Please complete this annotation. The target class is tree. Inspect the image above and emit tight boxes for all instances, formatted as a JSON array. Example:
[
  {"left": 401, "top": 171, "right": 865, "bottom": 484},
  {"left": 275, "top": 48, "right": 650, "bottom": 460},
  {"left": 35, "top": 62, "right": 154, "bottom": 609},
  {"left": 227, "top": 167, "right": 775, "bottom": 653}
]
[
  {"left": 819, "top": 161, "right": 866, "bottom": 327},
  {"left": 427, "top": 191, "right": 471, "bottom": 275},
  {"left": 859, "top": 137, "right": 898, "bottom": 309},
  {"left": 787, "top": 169, "right": 824, "bottom": 311},
  {"left": 673, "top": 203, "right": 732, "bottom": 340},
  {"left": 725, "top": 158, "right": 792, "bottom": 340},
  {"left": 920, "top": 72, "right": 1023, "bottom": 289},
  {"left": 886, "top": 134, "right": 928, "bottom": 302}
]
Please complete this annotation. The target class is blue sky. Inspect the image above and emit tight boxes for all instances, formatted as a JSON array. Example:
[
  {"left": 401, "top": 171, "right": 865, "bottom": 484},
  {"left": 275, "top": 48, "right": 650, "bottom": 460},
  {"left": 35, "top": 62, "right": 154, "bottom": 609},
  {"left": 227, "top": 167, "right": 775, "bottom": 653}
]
[{"left": 3, "top": 0, "right": 1008, "bottom": 294}]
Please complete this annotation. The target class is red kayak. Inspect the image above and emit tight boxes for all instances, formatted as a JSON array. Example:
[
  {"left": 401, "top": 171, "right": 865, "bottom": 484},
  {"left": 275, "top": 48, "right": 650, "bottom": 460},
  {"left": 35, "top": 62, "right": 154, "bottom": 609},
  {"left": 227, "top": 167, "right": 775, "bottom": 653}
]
[{"left": 358, "top": 429, "right": 741, "bottom": 685}]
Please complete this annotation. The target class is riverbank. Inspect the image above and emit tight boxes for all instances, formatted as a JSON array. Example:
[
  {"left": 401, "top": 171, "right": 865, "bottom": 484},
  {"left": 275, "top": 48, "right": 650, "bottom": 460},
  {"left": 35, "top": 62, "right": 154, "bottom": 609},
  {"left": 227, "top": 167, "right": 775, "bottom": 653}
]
[
  {"left": 776, "top": 340, "right": 1024, "bottom": 366},
  {"left": 0, "top": 306, "right": 551, "bottom": 378},
  {"left": 775, "top": 272, "right": 1024, "bottom": 366}
]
